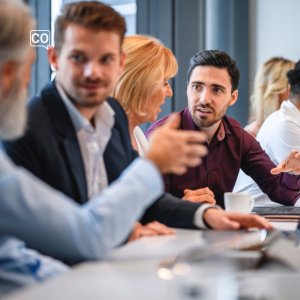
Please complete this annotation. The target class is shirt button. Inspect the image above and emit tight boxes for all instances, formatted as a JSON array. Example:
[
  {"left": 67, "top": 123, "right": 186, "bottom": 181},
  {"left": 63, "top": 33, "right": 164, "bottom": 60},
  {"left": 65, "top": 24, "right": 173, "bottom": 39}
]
[
  {"left": 91, "top": 143, "right": 99, "bottom": 151},
  {"left": 209, "top": 170, "right": 212, "bottom": 174}
]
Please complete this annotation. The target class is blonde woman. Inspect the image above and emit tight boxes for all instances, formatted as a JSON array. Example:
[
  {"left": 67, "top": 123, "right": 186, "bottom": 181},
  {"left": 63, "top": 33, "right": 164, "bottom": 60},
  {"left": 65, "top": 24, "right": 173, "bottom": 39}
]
[
  {"left": 245, "top": 57, "right": 295, "bottom": 137},
  {"left": 113, "top": 35, "right": 215, "bottom": 204}
]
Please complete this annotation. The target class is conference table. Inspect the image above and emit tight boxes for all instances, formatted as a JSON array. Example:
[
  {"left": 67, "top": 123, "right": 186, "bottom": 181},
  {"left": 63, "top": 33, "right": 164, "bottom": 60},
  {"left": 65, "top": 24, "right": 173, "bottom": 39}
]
[{"left": 4, "top": 222, "right": 300, "bottom": 300}]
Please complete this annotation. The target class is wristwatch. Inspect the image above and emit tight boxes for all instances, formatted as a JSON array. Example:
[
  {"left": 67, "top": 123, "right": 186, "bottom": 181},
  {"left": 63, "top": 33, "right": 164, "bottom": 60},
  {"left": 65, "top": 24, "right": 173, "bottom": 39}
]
[{"left": 287, "top": 171, "right": 299, "bottom": 176}]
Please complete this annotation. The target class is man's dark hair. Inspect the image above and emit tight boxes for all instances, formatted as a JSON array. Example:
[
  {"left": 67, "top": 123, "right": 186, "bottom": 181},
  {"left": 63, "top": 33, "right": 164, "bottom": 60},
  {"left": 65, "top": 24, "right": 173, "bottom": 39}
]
[
  {"left": 54, "top": 1, "right": 126, "bottom": 54},
  {"left": 287, "top": 60, "right": 300, "bottom": 98},
  {"left": 187, "top": 50, "right": 240, "bottom": 93}
]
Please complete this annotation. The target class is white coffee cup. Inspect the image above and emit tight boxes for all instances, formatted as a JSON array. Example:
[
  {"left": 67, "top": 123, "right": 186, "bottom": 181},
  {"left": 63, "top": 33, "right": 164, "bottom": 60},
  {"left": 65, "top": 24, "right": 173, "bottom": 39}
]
[{"left": 224, "top": 193, "right": 255, "bottom": 214}]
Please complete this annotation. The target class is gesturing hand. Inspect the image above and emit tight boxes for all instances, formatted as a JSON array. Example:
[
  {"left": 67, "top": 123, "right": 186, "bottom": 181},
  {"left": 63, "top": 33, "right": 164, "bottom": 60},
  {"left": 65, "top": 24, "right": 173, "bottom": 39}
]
[
  {"left": 182, "top": 187, "right": 216, "bottom": 205},
  {"left": 127, "top": 222, "right": 176, "bottom": 243},
  {"left": 146, "top": 114, "right": 208, "bottom": 175},
  {"left": 271, "top": 149, "right": 300, "bottom": 175}
]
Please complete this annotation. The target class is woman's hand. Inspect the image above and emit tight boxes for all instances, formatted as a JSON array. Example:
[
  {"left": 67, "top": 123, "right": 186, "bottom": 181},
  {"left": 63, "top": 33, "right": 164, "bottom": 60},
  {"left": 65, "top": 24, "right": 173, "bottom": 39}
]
[
  {"left": 127, "top": 222, "right": 176, "bottom": 243},
  {"left": 182, "top": 187, "right": 216, "bottom": 205}
]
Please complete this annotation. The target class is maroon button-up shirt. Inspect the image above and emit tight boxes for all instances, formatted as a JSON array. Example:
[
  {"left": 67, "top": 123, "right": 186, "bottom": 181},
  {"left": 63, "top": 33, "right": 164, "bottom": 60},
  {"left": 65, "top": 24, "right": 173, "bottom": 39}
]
[{"left": 145, "top": 107, "right": 300, "bottom": 208}]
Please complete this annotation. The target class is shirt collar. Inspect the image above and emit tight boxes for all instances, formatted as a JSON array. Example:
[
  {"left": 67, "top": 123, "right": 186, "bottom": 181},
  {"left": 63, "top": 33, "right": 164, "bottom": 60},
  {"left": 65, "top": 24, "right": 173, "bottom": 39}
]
[
  {"left": 279, "top": 100, "right": 300, "bottom": 126},
  {"left": 55, "top": 80, "right": 115, "bottom": 134},
  {"left": 182, "top": 106, "right": 230, "bottom": 142}
]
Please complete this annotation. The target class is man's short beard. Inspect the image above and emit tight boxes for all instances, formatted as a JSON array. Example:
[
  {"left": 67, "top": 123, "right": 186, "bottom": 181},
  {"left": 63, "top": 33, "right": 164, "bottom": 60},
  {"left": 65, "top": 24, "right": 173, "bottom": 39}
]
[
  {"left": 69, "top": 93, "right": 108, "bottom": 108},
  {"left": 0, "top": 73, "right": 27, "bottom": 140},
  {"left": 59, "top": 76, "right": 110, "bottom": 109},
  {"left": 188, "top": 102, "right": 228, "bottom": 129}
]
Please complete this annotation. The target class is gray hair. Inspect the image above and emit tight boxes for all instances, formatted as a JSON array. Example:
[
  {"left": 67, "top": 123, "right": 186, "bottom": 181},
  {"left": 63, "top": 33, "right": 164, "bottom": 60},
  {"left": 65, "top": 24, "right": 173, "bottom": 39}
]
[
  {"left": 0, "top": 0, "right": 34, "bottom": 68},
  {"left": 0, "top": 0, "right": 34, "bottom": 140}
]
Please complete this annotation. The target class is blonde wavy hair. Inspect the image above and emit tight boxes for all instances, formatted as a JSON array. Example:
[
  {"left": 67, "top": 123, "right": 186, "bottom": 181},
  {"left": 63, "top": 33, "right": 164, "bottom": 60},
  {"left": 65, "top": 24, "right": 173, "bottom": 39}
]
[
  {"left": 249, "top": 57, "right": 295, "bottom": 125},
  {"left": 112, "top": 35, "right": 178, "bottom": 115}
]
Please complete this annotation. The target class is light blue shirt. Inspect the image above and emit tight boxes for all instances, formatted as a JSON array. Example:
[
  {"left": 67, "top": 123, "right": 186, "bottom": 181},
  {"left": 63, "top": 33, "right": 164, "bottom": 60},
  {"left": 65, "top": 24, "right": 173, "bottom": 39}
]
[
  {"left": 0, "top": 140, "right": 163, "bottom": 295},
  {"left": 0, "top": 236, "right": 69, "bottom": 295}
]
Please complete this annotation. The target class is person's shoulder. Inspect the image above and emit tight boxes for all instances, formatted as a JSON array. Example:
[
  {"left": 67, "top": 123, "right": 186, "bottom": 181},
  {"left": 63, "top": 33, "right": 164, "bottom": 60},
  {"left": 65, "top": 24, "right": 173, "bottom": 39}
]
[
  {"left": 145, "top": 109, "right": 186, "bottom": 137},
  {"left": 223, "top": 115, "right": 242, "bottom": 129},
  {"left": 106, "top": 97, "right": 127, "bottom": 120},
  {"left": 149, "top": 114, "right": 171, "bottom": 129},
  {"left": 28, "top": 81, "right": 56, "bottom": 113},
  {"left": 223, "top": 116, "right": 257, "bottom": 146},
  {"left": 23, "top": 82, "right": 59, "bottom": 137},
  {"left": 145, "top": 114, "right": 172, "bottom": 138}
]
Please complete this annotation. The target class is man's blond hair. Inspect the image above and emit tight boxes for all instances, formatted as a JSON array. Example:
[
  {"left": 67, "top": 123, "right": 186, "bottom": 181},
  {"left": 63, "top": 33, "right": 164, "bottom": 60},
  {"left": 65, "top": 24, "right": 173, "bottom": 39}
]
[
  {"left": 54, "top": 1, "right": 126, "bottom": 54},
  {"left": 112, "top": 35, "right": 178, "bottom": 116}
]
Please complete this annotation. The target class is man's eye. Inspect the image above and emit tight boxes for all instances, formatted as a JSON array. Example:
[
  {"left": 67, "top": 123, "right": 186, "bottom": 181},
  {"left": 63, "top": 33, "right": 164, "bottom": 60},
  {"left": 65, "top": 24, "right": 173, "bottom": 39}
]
[
  {"left": 193, "top": 85, "right": 200, "bottom": 90},
  {"left": 215, "top": 88, "right": 222, "bottom": 93},
  {"left": 72, "top": 55, "right": 83, "bottom": 61},
  {"left": 164, "top": 82, "right": 169, "bottom": 86},
  {"left": 102, "top": 57, "right": 111, "bottom": 63}
]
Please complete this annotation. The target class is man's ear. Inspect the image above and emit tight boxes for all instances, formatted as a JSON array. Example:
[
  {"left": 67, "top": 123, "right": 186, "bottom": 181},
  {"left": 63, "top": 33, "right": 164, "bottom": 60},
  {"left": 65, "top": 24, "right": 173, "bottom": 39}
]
[
  {"left": 118, "top": 49, "right": 126, "bottom": 75},
  {"left": 47, "top": 46, "right": 58, "bottom": 71},
  {"left": 228, "top": 90, "right": 238, "bottom": 106},
  {"left": 0, "top": 61, "right": 18, "bottom": 97}
]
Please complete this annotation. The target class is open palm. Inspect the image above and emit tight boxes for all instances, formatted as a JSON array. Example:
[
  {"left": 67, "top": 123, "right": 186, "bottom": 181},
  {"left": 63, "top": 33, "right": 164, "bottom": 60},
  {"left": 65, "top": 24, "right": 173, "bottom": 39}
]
[{"left": 271, "top": 149, "right": 300, "bottom": 175}]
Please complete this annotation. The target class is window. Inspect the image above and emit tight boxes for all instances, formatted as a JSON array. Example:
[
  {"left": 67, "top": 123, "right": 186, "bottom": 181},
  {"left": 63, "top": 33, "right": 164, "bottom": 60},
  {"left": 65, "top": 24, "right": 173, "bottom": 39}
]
[
  {"left": 50, "top": 0, "right": 136, "bottom": 79},
  {"left": 51, "top": 0, "right": 136, "bottom": 43}
]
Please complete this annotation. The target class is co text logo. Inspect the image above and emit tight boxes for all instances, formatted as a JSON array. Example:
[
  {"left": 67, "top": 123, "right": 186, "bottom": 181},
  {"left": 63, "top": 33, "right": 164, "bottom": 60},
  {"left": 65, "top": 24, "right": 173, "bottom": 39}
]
[{"left": 30, "top": 30, "right": 50, "bottom": 49}]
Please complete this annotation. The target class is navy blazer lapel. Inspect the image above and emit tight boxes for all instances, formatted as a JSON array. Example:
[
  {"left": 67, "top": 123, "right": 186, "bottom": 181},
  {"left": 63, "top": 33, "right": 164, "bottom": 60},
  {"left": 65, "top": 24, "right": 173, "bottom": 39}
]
[
  {"left": 104, "top": 98, "right": 136, "bottom": 184},
  {"left": 104, "top": 126, "right": 129, "bottom": 184},
  {"left": 41, "top": 81, "right": 88, "bottom": 204}
]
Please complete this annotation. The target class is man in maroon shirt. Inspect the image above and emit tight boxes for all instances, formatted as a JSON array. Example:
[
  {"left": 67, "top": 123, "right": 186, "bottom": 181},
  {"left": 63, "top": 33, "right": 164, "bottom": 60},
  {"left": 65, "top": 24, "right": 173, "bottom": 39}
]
[{"left": 146, "top": 50, "right": 300, "bottom": 208}]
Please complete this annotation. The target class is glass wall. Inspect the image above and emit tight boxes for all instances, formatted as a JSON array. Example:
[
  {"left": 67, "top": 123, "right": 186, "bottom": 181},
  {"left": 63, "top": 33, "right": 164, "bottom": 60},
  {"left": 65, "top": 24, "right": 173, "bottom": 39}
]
[
  {"left": 51, "top": 0, "right": 136, "bottom": 42},
  {"left": 50, "top": 0, "right": 136, "bottom": 80}
]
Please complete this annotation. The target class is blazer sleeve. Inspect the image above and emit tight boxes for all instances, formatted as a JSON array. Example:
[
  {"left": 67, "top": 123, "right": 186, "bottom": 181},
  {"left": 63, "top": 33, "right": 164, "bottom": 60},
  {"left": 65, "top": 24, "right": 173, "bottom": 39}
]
[
  {"left": 4, "top": 127, "right": 43, "bottom": 178},
  {"left": 140, "top": 192, "right": 203, "bottom": 229}
]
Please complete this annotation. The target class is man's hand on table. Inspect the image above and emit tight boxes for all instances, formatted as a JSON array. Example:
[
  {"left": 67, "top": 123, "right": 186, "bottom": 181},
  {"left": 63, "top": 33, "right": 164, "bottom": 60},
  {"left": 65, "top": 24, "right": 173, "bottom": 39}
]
[
  {"left": 127, "top": 222, "right": 176, "bottom": 243},
  {"left": 146, "top": 114, "right": 207, "bottom": 175},
  {"left": 203, "top": 208, "right": 275, "bottom": 230},
  {"left": 271, "top": 149, "right": 300, "bottom": 175},
  {"left": 182, "top": 187, "right": 216, "bottom": 205}
]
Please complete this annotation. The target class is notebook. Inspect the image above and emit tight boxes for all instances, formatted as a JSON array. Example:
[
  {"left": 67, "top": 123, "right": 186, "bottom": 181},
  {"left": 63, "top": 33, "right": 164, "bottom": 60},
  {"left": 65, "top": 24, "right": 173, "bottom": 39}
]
[{"left": 252, "top": 207, "right": 300, "bottom": 222}]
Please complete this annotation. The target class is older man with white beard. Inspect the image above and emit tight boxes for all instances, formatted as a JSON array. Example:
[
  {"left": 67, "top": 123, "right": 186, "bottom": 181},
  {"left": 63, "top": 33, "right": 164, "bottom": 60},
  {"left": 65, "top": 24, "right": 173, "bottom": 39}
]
[{"left": 0, "top": 0, "right": 213, "bottom": 295}]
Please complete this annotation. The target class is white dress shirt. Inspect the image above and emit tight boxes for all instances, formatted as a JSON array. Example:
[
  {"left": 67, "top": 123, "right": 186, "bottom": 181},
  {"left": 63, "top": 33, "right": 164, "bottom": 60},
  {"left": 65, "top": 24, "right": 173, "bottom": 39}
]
[
  {"left": 233, "top": 100, "right": 300, "bottom": 206},
  {"left": 133, "top": 126, "right": 222, "bottom": 228},
  {"left": 56, "top": 82, "right": 114, "bottom": 199}
]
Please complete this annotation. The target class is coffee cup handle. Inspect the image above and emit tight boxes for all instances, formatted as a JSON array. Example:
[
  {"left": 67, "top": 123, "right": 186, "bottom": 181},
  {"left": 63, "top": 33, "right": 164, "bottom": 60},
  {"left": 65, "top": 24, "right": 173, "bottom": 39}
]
[{"left": 249, "top": 197, "right": 255, "bottom": 213}]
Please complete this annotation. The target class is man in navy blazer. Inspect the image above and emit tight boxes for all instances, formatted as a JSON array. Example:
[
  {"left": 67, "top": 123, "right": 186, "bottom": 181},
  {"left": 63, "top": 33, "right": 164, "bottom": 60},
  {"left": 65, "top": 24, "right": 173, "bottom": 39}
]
[
  {"left": 5, "top": 80, "right": 206, "bottom": 229},
  {"left": 5, "top": 79, "right": 271, "bottom": 231}
]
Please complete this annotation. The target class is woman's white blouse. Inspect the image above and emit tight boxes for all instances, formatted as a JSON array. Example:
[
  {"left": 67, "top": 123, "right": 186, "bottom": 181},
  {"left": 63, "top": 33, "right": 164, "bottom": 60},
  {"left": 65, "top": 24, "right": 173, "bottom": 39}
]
[{"left": 133, "top": 126, "right": 149, "bottom": 157}]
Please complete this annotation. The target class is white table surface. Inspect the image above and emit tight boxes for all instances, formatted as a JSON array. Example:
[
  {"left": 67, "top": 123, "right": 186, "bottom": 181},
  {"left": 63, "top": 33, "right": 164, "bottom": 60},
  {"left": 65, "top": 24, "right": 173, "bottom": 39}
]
[
  {"left": 3, "top": 229, "right": 207, "bottom": 300},
  {"left": 4, "top": 228, "right": 300, "bottom": 300}
]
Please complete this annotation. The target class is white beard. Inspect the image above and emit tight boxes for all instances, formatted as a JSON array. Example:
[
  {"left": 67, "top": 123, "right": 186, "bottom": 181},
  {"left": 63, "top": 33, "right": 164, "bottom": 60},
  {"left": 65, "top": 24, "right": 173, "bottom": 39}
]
[{"left": 0, "top": 75, "right": 28, "bottom": 141}]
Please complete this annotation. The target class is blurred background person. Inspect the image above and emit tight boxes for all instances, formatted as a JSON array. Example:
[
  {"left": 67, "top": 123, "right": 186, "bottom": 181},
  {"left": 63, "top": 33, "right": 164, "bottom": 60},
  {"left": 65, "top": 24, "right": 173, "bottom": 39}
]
[
  {"left": 245, "top": 57, "right": 295, "bottom": 137},
  {"left": 113, "top": 35, "right": 216, "bottom": 205},
  {"left": 234, "top": 60, "right": 300, "bottom": 206}
]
